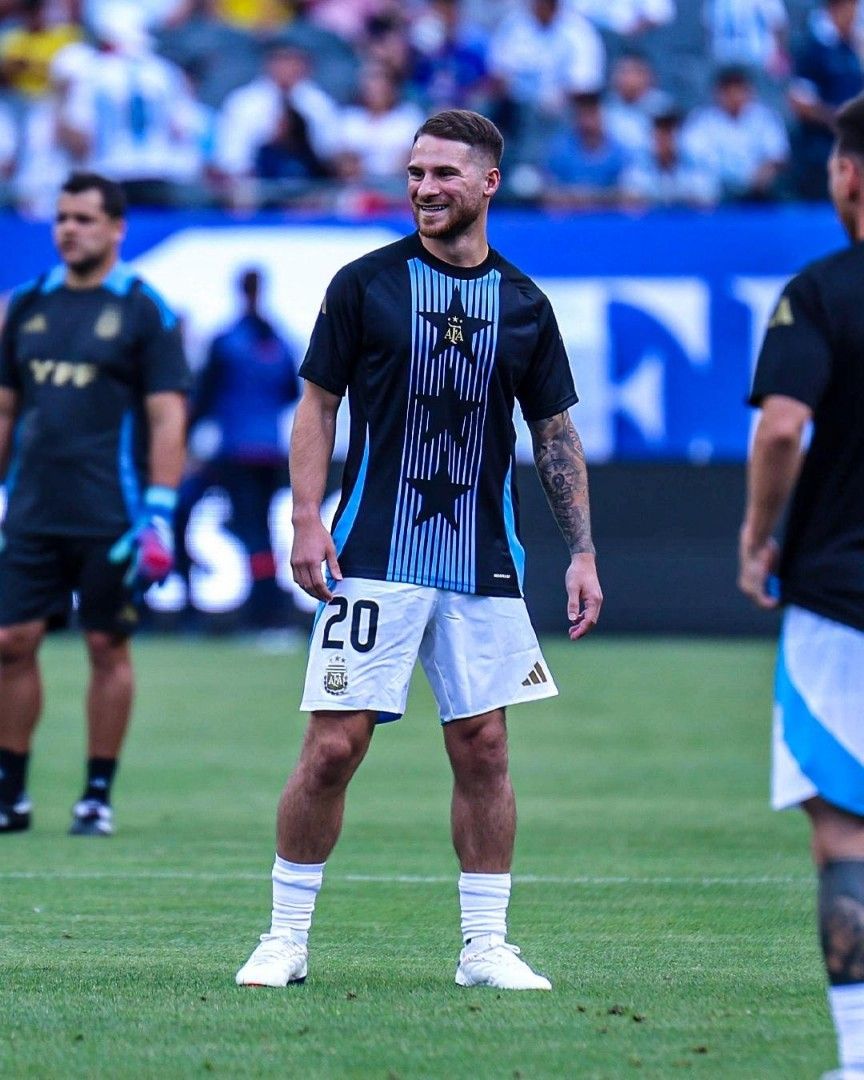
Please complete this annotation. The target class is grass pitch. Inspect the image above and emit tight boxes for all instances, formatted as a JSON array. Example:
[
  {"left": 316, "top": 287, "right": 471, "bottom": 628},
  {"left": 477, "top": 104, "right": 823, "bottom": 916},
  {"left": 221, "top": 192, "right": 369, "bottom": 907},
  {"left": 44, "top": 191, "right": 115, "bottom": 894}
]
[{"left": 0, "top": 635, "right": 831, "bottom": 1079}]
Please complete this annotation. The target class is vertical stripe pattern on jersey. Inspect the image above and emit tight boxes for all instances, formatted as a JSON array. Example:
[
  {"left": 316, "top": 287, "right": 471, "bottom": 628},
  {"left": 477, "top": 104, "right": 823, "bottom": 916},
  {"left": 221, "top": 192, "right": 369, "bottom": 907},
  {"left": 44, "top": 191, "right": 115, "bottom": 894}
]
[{"left": 388, "top": 260, "right": 501, "bottom": 592}]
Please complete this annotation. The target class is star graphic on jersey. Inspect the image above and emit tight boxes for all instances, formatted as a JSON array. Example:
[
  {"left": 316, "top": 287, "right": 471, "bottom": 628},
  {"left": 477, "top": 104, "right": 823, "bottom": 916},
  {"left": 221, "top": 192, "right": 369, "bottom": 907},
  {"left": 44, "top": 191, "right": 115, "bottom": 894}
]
[
  {"left": 407, "top": 446, "right": 472, "bottom": 530},
  {"left": 420, "top": 287, "right": 491, "bottom": 365},
  {"left": 415, "top": 371, "right": 482, "bottom": 447}
]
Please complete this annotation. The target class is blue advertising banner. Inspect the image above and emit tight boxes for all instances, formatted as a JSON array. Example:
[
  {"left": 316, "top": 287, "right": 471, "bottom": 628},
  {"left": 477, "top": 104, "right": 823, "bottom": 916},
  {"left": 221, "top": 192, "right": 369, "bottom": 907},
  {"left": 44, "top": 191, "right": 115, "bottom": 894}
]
[{"left": 0, "top": 206, "right": 846, "bottom": 464}]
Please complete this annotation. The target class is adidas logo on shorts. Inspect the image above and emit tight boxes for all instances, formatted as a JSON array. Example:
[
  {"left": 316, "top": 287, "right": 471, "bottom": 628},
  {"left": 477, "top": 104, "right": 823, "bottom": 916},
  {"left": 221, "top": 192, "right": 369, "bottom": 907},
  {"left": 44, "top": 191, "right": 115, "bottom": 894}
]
[{"left": 521, "top": 662, "right": 548, "bottom": 687}]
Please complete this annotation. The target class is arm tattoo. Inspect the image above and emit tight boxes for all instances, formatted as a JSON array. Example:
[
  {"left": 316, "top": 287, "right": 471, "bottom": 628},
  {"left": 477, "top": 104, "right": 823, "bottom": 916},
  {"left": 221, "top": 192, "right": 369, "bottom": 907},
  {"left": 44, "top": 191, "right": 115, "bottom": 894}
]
[{"left": 529, "top": 411, "right": 595, "bottom": 555}]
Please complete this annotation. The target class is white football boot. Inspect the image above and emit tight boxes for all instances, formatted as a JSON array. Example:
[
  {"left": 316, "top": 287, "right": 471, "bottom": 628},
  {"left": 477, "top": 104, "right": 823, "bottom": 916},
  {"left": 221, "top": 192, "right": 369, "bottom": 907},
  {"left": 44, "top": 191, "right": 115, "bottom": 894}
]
[
  {"left": 68, "top": 799, "right": 113, "bottom": 836},
  {"left": 235, "top": 934, "right": 308, "bottom": 987},
  {"left": 455, "top": 934, "right": 551, "bottom": 990}
]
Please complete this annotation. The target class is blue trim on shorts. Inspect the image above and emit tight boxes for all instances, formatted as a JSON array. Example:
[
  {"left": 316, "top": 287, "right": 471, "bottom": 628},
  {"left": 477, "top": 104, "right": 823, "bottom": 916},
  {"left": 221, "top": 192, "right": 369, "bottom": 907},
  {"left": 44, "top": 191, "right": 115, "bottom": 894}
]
[
  {"left": 502, "top": 461, "right": 525, "bottom": 591},
  {"left": 331, "top": 428, "right": 369, "bottom": 558},
  {"left": 777, "top": 637, "right": 864, "bottom": 816}
]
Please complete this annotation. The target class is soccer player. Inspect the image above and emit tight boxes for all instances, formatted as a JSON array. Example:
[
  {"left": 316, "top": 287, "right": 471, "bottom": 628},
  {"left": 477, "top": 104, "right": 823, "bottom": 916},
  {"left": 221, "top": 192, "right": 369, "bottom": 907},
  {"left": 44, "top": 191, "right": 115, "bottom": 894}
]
[
  {"left": 739, "top": 93, "right": 864, "bottom": 1080},
  {"left": 236, "top": 110, "right": 602, "bottom": 991},
  {"left": 0, "top": 172, "right": 189, "bottom": 837}
]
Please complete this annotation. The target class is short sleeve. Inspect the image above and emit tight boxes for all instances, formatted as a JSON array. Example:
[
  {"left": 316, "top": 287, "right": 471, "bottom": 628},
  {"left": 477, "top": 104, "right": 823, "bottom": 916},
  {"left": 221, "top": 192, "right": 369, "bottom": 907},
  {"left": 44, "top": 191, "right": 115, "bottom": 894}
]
[
  {"left": 136, "top": 284, "right": 191, "bottom": 396},
  {"left": 298, "top": 264, "right": 364, "bottom": 396},
  {"left": 516, "top": 292, "right": 579, "bottom": 422},
  {"left": 749, "top": 272, "right": 832, "bottom": 410}
]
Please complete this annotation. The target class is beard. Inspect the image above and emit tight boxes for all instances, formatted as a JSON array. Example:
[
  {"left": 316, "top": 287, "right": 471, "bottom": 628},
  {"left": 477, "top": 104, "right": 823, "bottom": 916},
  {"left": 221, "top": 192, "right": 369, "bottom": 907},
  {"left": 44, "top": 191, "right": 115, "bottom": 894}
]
[
  {"left": 64, "top": 251, "right": 109, "bottom": 278},
  {"left": 412, "top": 196, "right": 484, "bottom": 242}
]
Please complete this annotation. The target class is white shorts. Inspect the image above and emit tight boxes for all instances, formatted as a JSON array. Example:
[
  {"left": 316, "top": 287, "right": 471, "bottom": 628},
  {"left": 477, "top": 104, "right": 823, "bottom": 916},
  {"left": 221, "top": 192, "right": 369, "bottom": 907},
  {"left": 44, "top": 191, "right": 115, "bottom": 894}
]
[
  {"left": 772, "top": 605, "right": 864, "bottom": 814},
  {"left": 300, "top": 578, "right": 558, "bottom": 723}
]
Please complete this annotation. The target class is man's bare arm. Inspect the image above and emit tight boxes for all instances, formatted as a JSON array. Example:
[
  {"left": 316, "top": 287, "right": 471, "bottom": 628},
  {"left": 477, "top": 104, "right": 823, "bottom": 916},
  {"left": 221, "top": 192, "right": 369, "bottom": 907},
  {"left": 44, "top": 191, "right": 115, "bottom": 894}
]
[
  {"left": 289, "top": 380, "right": 343, "bottom": 601},
  {"left": 0, "top": 387, "right": 19, "bottom": 480},
  {"left": 145, "top": 391, "right": 187, "bottom": 490},
  {"left": 529, "top": 410, "right": 602, "bottom": 639},
  {"left": 738, "top": 394, "right": 811, "bottom": 608},
  {"left": 529, "top": 409, "right": 595, "bottom": 555}
]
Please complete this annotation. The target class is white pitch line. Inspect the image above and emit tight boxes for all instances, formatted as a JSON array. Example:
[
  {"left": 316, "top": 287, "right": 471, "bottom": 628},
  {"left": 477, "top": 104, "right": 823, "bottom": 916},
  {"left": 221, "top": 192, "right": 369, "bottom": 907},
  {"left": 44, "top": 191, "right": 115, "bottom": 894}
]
[{"left": 0, "top": 871, "right": 811, "bottom": 886}]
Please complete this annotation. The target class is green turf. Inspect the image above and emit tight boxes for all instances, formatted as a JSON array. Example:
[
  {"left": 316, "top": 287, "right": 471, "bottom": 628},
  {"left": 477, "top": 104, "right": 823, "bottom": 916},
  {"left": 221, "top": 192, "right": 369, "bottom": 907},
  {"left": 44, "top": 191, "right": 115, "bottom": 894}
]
[{"left": 0, "top": 635, "right": 834, "bottom": 1078}]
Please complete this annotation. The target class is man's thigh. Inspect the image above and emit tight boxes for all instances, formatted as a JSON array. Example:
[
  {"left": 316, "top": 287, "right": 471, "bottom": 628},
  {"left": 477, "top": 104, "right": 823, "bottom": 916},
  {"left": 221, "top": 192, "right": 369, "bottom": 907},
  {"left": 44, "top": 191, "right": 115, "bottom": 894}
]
[
  {"left": 419, "top": 593, "right": 558, "bottom": 722},
  {"left": 300, "top": 579, "right": 435, "bottom": 721},
  {"left": 0, "top": 534, "right": 71, "bottom": 629}
]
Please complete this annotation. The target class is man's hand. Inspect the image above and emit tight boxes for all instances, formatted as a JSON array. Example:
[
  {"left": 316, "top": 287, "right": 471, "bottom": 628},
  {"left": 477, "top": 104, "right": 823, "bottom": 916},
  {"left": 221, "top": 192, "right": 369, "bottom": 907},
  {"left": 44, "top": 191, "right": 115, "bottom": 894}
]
[
  {"left": 565, "top": 552, "right": 603, "bottom": 641},
  {"left": 109, "top": 486, "right": 177, "bottom": 589},
  {"left": 291, "top": 516, "right": 342, "bottom": 601},
  {"left": 738, "top": 530, "right": 780, "bottom": 609}
]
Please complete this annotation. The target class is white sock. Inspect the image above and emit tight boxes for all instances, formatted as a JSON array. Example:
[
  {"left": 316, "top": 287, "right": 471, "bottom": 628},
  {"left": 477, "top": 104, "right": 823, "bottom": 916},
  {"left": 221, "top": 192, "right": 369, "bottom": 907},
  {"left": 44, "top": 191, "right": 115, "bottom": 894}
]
[
  {"left": 829, "top": 984, "right": 864, "bottom": 1075},
  {"left": 270, "top": 856, "right": 325, "bottom": 945},
  {"left": 458, "top": 872, "right": 511, "bottom": 943}
]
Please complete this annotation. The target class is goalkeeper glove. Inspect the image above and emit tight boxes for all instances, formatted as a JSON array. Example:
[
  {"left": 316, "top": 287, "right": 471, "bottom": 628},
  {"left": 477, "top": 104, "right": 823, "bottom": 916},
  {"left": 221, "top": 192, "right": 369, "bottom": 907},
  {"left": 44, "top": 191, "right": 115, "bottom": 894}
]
[{"left": 109, "top": 485, "right": 177, "bottom": 589}]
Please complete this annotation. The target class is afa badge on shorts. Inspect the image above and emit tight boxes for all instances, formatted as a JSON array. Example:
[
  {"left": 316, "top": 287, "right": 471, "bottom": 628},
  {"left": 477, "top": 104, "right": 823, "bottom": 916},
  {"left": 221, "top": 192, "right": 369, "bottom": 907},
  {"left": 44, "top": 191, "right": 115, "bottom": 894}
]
[{"left": 324, "top": 655, "right": 348, "bottom": 695}]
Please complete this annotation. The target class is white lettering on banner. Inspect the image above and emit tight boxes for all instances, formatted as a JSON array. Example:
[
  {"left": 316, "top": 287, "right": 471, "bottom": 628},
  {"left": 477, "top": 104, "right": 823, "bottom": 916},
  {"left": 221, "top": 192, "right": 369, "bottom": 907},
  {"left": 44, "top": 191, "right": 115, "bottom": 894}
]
[
  {"left": 130, "top": 228, "right": 773, "bottom": 469},
  {"left": 535, "top": 278, "right": 710, "bottom": 462},
  {"left": 145, "top": 487, "right": 342, "bottom": 617}
]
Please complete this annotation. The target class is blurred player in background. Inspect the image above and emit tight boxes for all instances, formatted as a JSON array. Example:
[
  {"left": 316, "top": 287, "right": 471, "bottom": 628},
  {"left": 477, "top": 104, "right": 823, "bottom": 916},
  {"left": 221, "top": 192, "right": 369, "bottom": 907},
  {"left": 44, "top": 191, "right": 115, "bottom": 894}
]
[
  {"left": 190, "top": 267, "right": 299, "bottom": 630},
  {"left": 739, "top": 92, "right": 864, "bottom": 1080},
  {"left": 0, "top": 172, "right": 189, "bottom": 837},
  {"left": 237, "top": 109, "right": 602, "bottom": 992}
]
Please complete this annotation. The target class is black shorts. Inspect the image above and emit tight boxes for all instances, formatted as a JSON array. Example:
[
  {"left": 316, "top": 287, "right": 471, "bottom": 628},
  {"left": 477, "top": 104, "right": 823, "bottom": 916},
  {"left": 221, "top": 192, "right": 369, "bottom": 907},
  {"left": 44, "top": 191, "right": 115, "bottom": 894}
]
[{"left": 0, "top": 534, "right": 140, "bottom": 636}]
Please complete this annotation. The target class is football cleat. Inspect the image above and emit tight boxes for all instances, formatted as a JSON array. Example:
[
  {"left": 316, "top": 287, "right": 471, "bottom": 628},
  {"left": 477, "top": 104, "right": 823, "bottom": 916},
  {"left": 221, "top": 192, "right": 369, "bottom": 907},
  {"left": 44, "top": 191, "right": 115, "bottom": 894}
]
[
  {"left": 69, "top": 799, "right": 114, "bottom": 837},
  {"left": 455, "top": 934, "right": 552, "bottom": 990},
  {"left": 236, "top": 934, "right": 308, "bottom": 987},
  {"left": 0, "top": 795, "right": 32, "bottom": 833}
]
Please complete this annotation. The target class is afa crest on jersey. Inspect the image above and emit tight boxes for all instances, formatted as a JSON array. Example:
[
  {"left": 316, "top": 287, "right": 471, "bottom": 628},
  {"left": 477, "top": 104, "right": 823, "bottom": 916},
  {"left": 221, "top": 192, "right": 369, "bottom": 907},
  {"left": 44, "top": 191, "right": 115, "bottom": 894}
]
[
  {"left": 324, "top": 655, "right": 348, "bottom": 695},
  {"left": 94, "top": 305, "right": 122, "bottom": 340}
]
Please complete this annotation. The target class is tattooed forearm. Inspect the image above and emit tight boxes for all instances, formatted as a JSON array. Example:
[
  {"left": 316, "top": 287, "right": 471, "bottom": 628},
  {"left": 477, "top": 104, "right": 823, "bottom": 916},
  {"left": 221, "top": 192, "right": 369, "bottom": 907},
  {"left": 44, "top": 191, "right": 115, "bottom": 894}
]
[{"left": 529, "top": 411, "right": 595, "bottom": 555}]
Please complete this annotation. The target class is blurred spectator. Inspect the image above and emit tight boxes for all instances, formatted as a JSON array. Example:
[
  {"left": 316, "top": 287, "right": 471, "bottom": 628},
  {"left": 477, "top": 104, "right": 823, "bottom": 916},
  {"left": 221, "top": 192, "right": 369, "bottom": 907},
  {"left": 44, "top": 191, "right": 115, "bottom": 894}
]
[
  {"left": 56, "top": 4, "right": 207, "bottom": 203},
  {"left": 703, "top": 0, "right": 789, "bottom": 79},
  {"left": 14, "top": 38, "right": 92, "bottom": 216},
  {"left": 789, "top": 0, "right": 864, "bottom": 200},
  {"left": 154, "top": 0, "right": 261, "bottom": 109},
  {"left": 409, "top": 0, "right": 489, "bottom": 113},
  {"left": 621, "top": 96, "right": 719, "bottom": 207},
  {"left": 488, "top": 0, "right": 604, "bottom": 160},
  {"left": 213, "top": 0, "right": 291, "bottom": 32},
  {"left": 573, "top": 0, "right": 676, "bottom": 36},
  {"left": 0, "top": 0, "right": 81, "bottom": 101},
  {"left": 0, "top": 97, "right": 16, "bottom": 176},
  {"left": 214, "top": 40, "right": 339, "bottom": 178},
  {"left": 254, "top": 99, "right": 329, "bottom": 185},
  {"left": 83, "top": 0, "right": 186, "bottom": 32},
  {"left": 336, "top": 63, "right": 424, "bottom": 182},
  {"left": 360, "top": 7, "right": 412, "bottom": 80},
  {"left": 544, "top": 90, "right": 628, "bottom": 206},
  {"left": 604, "top": 50, "right": 669, "bottom": 157},
  {"left": 301, "top": 0, "right": 393, "bottom": 44},
  {"left": 191, "top": 267, "right": 299, "bottom": 629},
  {"left": 682, "top": 65, "right": 789, "bottom": 200}
]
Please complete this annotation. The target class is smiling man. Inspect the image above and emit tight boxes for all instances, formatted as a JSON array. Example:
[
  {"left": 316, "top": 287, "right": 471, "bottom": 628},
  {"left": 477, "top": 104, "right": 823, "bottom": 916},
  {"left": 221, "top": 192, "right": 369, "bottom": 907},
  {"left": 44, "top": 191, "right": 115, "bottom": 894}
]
[
  {"left": 236, "top": 110, "right": 602, "bottom": 991},
  {"left": 0, "top": 172, "right": 189, "bottom": 837}
]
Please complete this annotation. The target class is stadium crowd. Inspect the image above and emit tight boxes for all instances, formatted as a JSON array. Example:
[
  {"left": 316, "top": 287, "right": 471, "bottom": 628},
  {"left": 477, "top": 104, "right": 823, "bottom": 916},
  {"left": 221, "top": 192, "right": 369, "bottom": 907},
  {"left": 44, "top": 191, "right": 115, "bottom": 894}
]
[{"left": 0, "top": 0, "right": 858, "bottom": 215}]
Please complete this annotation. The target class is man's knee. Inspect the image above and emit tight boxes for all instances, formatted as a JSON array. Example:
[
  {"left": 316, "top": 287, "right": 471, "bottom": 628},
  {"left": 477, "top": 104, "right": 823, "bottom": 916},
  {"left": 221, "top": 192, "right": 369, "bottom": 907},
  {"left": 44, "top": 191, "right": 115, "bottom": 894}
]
[
  {"left": 301, "top": 716, "right": 371, "bottom": 789},
  {"left": 85, "top": 632, "right": 131, "bottom": 674},
  {"left": 448, "top": 715, "right": 510, "bottom": 783},
  {"left": 0, "top": 623, "right": 44, "bottom": 668}
]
